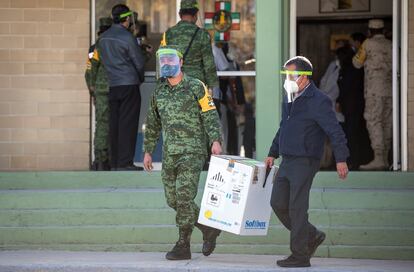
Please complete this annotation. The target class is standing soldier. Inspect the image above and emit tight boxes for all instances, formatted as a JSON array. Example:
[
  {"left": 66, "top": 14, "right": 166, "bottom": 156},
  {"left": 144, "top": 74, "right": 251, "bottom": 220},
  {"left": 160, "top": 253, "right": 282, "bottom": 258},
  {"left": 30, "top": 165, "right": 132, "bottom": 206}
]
[
  {"left": 161, "top": 0, "right": 218, "bottom": 92},
  {"left": 85, "top": 17, "right": 112, "bottom": 171},
  {"left": 143, "top": 47, "right": 222, "bottom": 260},
  {"left": 353, "top": 19, "right": 392, "bottom": 170}
]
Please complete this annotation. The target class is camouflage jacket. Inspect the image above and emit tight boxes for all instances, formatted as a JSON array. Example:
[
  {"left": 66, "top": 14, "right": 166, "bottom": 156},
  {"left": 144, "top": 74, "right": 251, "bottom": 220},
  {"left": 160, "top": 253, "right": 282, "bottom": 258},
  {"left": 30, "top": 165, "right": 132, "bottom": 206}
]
[
  {"left": 161, "top": 21, "right": 218, "bottom": 89},
  {"left": 85, "top": 41, "right": 109, "bottom": 95},
  {"left": 143, "top": 74, "right": 221, "bottom": 155},
  {"left": 352, "top": 34, "right": 392, "bottom": 97}
]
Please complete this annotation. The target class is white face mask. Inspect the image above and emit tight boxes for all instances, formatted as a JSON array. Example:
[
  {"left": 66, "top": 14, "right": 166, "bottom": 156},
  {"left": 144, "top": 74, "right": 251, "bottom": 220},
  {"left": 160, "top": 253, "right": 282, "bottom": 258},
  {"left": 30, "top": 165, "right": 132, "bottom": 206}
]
[{"left": 283, "top": 79, "right": 299, "bottom": 103}]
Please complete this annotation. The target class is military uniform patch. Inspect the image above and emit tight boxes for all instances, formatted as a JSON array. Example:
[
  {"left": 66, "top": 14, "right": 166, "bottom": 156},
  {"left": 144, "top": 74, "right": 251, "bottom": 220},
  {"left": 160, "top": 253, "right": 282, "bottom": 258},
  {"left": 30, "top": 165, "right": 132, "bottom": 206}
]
[{"left": 199, "top": 90, "right": 216, "bottom": 112}]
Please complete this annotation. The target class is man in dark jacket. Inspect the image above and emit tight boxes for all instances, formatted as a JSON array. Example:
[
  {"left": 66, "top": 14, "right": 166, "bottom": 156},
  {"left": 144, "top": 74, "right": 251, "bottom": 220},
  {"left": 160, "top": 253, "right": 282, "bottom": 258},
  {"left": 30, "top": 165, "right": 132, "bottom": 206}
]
[
  {"left": 265, "top": 56, "right": 349, "bottom": 268},
  {"left": 98, "top": 4, "right": 145, "bottom": 170}
]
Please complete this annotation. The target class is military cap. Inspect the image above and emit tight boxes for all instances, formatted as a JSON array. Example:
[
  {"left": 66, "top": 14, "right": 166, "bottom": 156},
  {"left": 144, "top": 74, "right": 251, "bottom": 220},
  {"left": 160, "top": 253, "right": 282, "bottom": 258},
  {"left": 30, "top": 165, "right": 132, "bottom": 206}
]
[
  {"left": 180, "top": 0, "right": 199, "bottom": 10},
  {"left": 368, "top": 19, "right": 384, "bottom": 29}
]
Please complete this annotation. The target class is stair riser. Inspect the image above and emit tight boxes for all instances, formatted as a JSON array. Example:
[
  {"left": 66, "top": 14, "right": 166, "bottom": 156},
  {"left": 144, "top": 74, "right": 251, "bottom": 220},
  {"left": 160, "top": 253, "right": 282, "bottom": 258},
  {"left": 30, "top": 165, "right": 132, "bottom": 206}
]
[
  {"left": 1, "top": 190, "right": 413, "bottom": 210},
  {"left": 1, "top": 209, "right": 413, "bottom": 227},
  {"left": 1, "top": 226, "right": 413, "bottom": 246}
]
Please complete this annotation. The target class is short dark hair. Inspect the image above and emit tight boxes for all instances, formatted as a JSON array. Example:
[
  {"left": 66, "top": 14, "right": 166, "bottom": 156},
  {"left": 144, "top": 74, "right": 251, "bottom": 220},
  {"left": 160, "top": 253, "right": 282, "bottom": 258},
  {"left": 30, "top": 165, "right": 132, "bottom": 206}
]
[
  {"left": 112, "top": 4, "right": 130, "bottom": 24},
  {"left": 284, "top": 57, "right": 313, "bottom": 79},
  {"left": 336, "top": 46, "right": 354, "bottom": 67},
  {"left": 179, "top": 8, "right": 198, "bottom": 17},
  {"left": 351, "top": 32, "right": 366, "bottom": 43},
  {"left": 98, "top": 25, "right": 111, "bottom": 36}
]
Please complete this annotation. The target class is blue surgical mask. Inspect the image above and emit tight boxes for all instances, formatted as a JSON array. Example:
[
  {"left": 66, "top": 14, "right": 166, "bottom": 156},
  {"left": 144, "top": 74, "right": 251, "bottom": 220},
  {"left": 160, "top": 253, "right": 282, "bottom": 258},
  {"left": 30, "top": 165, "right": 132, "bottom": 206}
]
[{"left": 160, "top": 64, "right": 180, "bottom": 78}]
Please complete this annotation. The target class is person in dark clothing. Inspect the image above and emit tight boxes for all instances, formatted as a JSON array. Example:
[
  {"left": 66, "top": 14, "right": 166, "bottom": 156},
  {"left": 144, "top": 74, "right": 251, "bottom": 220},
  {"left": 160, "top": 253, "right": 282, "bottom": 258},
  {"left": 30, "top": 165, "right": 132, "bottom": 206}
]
[
  {"left": 218, "top": 43, "right": 246, "bottom": 155},
  {"left": 336, "top": 46, "right": 373, "bottom": 169},
  {"left": 242, "top": 103, "right": 255, "bottom": 158},
  {"left": 265, "top": 56, "right": 349, "bottom": 268},
  {"left": 350, "top": 32, "right": 366, "bottom": 52},
  {"left": 98, "top": 4, "right": 145, "bottom": 171}
]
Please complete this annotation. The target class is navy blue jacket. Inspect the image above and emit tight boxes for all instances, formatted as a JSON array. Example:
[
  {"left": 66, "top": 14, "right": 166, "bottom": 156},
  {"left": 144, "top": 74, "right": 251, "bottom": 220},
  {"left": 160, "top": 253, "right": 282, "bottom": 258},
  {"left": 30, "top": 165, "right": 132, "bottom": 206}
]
[{"left": 268, "top": 82, "right": 349, "bottom": 162}]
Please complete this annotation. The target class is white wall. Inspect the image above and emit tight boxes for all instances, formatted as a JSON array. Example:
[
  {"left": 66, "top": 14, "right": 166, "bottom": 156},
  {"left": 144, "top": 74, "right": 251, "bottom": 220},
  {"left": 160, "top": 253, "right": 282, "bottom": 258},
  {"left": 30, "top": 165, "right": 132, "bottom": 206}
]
[{"left": 297, "top": 0, "right": 392, "bottom": 18}]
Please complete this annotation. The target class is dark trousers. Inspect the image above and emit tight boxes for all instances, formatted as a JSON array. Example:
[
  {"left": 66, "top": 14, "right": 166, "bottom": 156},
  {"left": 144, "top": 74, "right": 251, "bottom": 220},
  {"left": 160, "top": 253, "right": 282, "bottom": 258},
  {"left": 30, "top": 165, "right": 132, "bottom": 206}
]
[
  {"left": 108, "top": 85, "right": 141, "bottom": 168},
  {"left": 270, "top": 156, "right": 320, "bottom": 260},
  {"left": 343, "top": 112, "right": 373, "bottom": 168}
]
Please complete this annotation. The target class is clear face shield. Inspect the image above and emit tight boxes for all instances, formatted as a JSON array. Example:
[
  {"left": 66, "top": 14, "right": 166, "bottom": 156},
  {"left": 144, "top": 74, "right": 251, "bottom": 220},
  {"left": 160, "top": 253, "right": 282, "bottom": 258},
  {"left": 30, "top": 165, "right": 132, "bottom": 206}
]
[
  {"left": 156, "top": 48, "right": 183, "bottom": 79},
  {"left": 119, "top": 10, "right": 137, "bottom": 33},
  {"left": 280, "top": 69, "right": 312, "bottom": 103}
]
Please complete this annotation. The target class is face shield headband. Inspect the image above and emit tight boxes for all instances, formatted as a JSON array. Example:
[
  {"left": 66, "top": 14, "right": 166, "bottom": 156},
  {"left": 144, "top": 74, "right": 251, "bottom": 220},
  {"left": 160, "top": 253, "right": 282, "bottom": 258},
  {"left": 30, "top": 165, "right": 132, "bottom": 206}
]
[
  {"left": 156, "top": 49, "right": 183, "bottom": 79},
  {"left": 119, "top": 10, "right": 137, "bottom": 32},
  {"left": 280, "top": 70, "right": 312, "bottom": 103}
]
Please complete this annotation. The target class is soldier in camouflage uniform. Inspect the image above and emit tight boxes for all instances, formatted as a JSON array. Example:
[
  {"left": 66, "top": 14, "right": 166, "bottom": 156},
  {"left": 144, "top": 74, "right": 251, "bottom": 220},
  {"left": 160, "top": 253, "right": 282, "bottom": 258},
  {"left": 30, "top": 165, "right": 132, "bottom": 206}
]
[
  {"left": 143, "top": 47, "right": 222, "bottom": 260},
  {"left": 353, "top": 19, "right": 392, "bottom": 170},
  {"left": 85, "top": 17, "right": 112, "bottom": 171},
  {"left": 160, "top": 0, "right": 218, "bottom": 91}
]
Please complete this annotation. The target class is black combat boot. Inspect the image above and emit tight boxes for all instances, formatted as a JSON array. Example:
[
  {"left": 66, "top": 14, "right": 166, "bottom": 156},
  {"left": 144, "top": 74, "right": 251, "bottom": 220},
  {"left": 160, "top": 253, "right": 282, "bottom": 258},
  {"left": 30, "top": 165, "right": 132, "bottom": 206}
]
[
  {"left": 195, "top": 222, "right": 221, "bottom": 256},
  {"left": 165, "top": 227, "right": 192, "bottom": 260},
  {"left": 96, "top": 161, "right": 110, "bottom": 171}
]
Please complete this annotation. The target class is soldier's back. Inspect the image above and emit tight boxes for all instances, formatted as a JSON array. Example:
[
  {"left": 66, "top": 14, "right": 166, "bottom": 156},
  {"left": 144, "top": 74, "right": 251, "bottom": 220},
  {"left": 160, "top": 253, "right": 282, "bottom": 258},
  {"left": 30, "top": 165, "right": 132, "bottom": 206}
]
[
  {"left": 363, "top": 34, "right": 392, "bottom": 97},
  {"left": 364, "top": 35, "right": 392, "bottom": 76},
  {"left": 165, "top": 21, "right": 210, "bottom": 81}
]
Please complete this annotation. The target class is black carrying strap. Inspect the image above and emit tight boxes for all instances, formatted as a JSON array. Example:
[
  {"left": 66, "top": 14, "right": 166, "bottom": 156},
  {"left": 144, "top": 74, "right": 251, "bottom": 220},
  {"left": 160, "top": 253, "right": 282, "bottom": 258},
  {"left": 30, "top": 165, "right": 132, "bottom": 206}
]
[{"left": 183, "top": 27, "right": 200, "bottom": 61}]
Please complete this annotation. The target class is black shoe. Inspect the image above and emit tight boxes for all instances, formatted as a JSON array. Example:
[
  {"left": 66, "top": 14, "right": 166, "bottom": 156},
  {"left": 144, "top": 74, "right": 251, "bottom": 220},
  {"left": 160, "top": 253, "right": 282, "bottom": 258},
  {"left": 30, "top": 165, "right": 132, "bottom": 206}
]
[
  {"left": 165, "top": 243, "right": 191, "bottom": 260},
  {"left": 309, "top": 230, "right": 326, "bottom": 257},
  {"left": 115, "top": 165, "right": 144, "bottom": 171},
  {"left": 195, "top": 222, "right": 221, "bottom": 256},
  {"left": 276, "top": 255, "right": 310, "bottom": 268}
]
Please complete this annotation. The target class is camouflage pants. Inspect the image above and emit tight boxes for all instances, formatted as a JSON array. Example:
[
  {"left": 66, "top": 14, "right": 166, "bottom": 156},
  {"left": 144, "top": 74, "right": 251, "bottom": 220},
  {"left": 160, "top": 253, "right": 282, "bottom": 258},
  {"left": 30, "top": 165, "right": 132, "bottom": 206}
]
[
  {"left": 94, "top": 92, "right": 109, "bottom": 162},
  {"left": 364, "top": 96, "right": 392, "bottom": 156},
  {"left": 162, "top": 153, "right": 206, "bottom": 229}
]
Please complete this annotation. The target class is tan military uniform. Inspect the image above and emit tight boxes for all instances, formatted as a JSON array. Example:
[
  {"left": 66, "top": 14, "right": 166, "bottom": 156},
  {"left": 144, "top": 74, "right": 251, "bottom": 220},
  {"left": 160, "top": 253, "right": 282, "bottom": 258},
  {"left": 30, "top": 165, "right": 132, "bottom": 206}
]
[{"left": 353, "top": 34, "right": 392, "bottom": 169}]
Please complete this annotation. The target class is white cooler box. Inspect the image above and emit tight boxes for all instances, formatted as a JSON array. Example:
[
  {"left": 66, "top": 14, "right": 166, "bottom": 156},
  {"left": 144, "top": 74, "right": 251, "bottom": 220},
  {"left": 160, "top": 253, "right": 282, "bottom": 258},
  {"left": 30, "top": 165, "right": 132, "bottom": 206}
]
[{"left": 198, "top": 155, "right": 278, "bottom": 236}]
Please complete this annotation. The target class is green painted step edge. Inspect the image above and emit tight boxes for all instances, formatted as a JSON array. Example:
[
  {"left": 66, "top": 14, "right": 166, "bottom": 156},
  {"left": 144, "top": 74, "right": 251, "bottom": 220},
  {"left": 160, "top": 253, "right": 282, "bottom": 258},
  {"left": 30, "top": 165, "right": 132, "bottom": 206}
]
[
  {"left": 0, "top": 244, "right": 413, "bottom": 261},
  {"left": 1, "top": 190, "right": 413, "bottom": 210},
  {"left": 1, "top": 171, "right": 414, "bottom": 190},
  {"left": 1, "top": 225, "right": 413, "bottom": 246},
  {"left": 1, "top": 209, "right": 414, "bottom": 228}
]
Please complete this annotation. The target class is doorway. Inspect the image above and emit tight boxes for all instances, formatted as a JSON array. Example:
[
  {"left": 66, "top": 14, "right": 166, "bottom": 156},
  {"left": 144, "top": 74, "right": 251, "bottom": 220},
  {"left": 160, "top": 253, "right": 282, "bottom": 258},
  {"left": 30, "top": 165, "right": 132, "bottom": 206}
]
[
  {"left": 90, "top": 0, "right": 257, "bottom": 166},
  {"left": 292, "top": 0, "right": 402, "bottom": 171}
]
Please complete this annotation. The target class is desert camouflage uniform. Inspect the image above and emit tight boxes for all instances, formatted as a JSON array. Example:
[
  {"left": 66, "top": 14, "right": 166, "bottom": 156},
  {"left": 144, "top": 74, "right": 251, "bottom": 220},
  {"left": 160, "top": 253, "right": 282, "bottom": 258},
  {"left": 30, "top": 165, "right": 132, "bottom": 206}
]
[
  {"left": 353, "top": 34, "right": 392, "bottom": 166},
  {"left": 143, "top": 74, "right": 221, "bottom": 229}
]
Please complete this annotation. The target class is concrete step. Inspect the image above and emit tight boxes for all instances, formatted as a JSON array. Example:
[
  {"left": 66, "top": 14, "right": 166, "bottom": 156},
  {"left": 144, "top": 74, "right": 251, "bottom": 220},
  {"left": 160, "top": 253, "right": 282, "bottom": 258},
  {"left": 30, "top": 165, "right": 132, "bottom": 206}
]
[
  {"left": 2, "top": 245, "right": 414, "bottom": 260},
  {"left": 1, "top": 225, "right": 413, "bottom": 247},
  {"left": 1, "top": 188, "right": 413, "bottom": 210},
  {"left": 1, "top": 208, "right": 413, "bottom": 227},
  {"left": 1, "top": 171, "right": 414, "bottom": 190},
  {"left": 0, "top": 251, "right": 413, "bottom": 272},
  {"left": 1, "top": 172, "right": 413, "bottom": 260}
]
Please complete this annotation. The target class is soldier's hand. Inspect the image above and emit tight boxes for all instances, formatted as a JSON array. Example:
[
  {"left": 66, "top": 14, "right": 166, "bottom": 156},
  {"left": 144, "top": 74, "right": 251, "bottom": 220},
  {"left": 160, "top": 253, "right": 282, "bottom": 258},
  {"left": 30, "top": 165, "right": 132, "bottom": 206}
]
[
  {"left": 264, "top": 157, "right": 275, "bottom": 169},
  {"left": 143, "top": 152, "right": 153, "bottom": 172},
  {"left": 336, "top": 162, "right": 348, "bottom": 180},
  {"left": 211, "top": 141, "right": 222, "bottom": 155}
]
